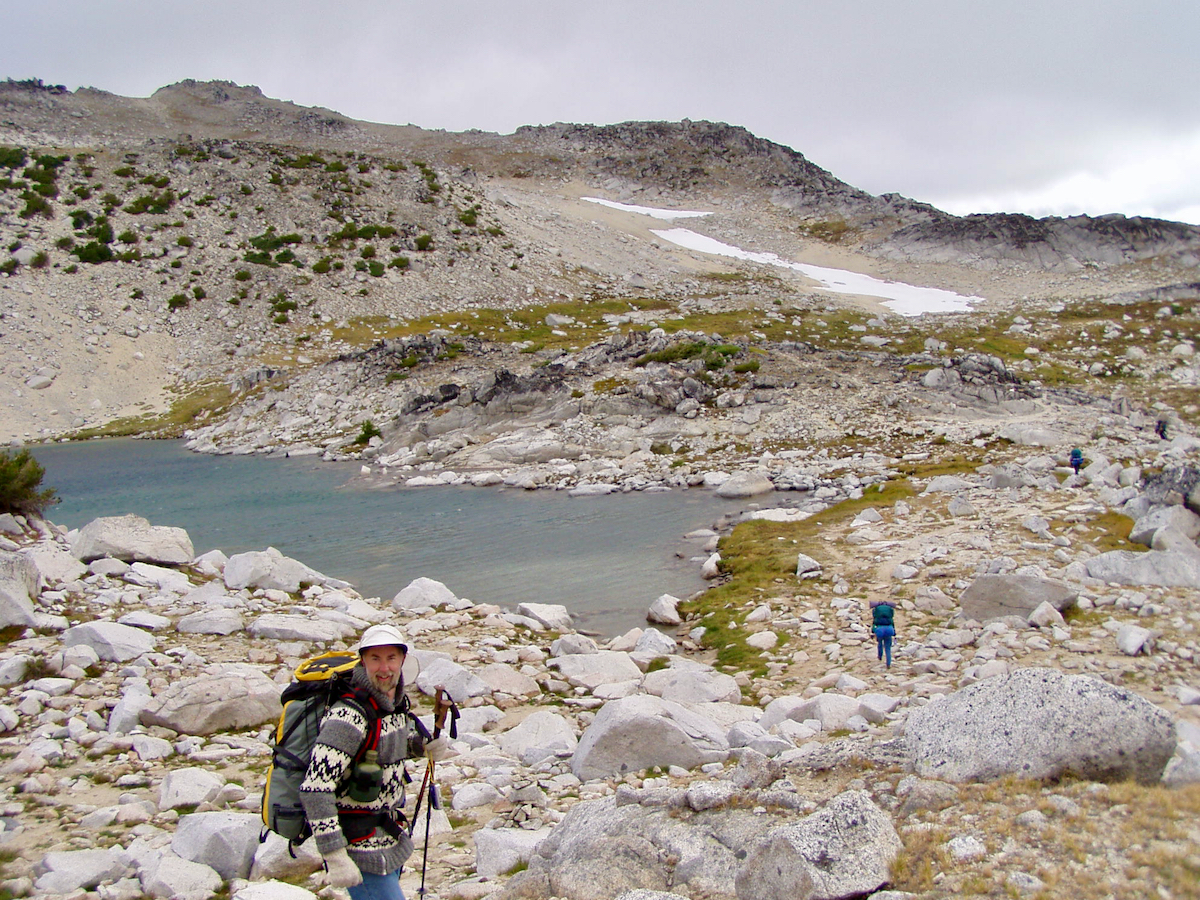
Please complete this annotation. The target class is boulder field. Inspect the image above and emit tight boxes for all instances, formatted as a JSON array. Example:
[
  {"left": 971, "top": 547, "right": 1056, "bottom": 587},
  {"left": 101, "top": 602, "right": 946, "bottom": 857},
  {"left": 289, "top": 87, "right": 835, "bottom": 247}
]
[{"left": 2, "top": 437, "right": 1200, "bottom": 899}]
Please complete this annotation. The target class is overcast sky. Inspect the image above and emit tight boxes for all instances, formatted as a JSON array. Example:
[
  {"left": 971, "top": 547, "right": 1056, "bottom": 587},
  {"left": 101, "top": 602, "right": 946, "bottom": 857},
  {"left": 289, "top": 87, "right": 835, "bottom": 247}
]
[{"left": 6, "top": 1, "right": 1198, "bottom": 224}]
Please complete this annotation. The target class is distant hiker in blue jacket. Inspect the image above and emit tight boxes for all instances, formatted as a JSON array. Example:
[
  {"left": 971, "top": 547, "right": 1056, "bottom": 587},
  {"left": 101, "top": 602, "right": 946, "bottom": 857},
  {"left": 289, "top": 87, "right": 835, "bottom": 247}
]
[
  {"left": 870, "top": 600, "right": 896, "bottom": 667},
  {"left": 1069, "top": 448, "right": 1084, "bottom": 475}
]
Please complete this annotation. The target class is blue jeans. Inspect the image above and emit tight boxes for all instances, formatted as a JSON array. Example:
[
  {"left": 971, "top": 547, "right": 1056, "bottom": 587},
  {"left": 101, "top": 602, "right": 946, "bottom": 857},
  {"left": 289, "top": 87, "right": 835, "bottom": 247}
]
[
  {"left": 349, "top": 870, "right": 405, "bottom": 900},
  {"left": 875, "top": 625, "right": 895, "bottom": 667}
]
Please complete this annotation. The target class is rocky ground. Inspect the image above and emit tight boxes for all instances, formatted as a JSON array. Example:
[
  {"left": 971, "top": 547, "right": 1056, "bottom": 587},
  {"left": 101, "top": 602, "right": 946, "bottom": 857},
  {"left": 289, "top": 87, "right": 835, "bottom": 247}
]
[{"left": 1, "top": 425, "right": 1199, "bottom": 899}]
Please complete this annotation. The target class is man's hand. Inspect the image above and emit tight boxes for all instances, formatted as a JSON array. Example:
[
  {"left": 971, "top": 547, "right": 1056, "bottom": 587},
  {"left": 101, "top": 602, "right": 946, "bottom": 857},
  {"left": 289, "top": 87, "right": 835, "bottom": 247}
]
[
  {"left": 324, "top": 847, "right": 362, "bottom": 888},
  {"left": 424, "top": 736, "right": 457, "bottom": 762}
]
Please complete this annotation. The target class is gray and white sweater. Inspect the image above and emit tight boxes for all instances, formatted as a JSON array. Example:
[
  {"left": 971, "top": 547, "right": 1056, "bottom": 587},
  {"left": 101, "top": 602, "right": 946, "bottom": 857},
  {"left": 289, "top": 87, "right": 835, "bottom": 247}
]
[{"left": 299, "top": 666, "right": 424, "bottom": 875}]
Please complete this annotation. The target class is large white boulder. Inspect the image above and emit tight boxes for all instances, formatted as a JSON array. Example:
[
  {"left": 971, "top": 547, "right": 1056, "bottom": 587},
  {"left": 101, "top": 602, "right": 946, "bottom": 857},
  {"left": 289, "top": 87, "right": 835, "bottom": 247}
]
[
  {"left": 0, "top": 549, "right": 39, "bottom": 628},
  {"left": 572, "top": 695, "right": 729, "bottom": 779},
  {"left": 177, "top": 609, "right": 245, "bottom": 635},
  {"left": 140, "top": 667, "right": 282, "bottom": 736},
  {"left": 33, "top": 848, "right": 127, "bottom": 895},
  {"left": 475, "top": 826, "right": 554, "bottom": 878},
  {"left": 715, "top": 470, "right": 775, "bottom": 498},
  {"left": 413, "top": 654, "right": 492, "bottom": 702},
  {"left": 497, "top": 710, "right": 578, "bottom": 764},
  {"left": 126, "top": 561, "right": 194, "bottom": 593},
  {"left": 108, "top": 678, "right": 152, "bottom": 734},
  {"left": 171, "top": 811, "right": 263, "bottom": 880},
  {"left": 476, "top": 662, "right": 541, "bottom": 698},
  {"left": 548, "top": 650, "right": 642, "bottom": 691},
  {"left": 223, "top": 547, "right": 333, "bottom": 593},
  {"left": 760, "top": 693, "right": 861, "bottom": 732},
  {"left": 1086, "top": 527, "right": 1200, "bottom": 588},
  {"left": 735, "top": 791, "right": 901, "bottom": 900},
  {"left": 959, "top": 574, "right": 1078, "bottom": 622},
  {"left": 629, "top": 628, "right": 677, "bottom": 667},
  {"left": 247, "top": 613, "right": 354, "bottom": 643},
  {"left": 641, "top": 659, "right": 741, "bottom": 705},
  {"left": 23, "top": 543, "right": 87, "bottom": 584},
  {"left": 1129, "top": 504, "right": 1200, "bottom": 546},
  {"left": 71, "top": 514, "right": 194, "bottom": 565},
  {"left": 393, "top": 576, "right": 458, "bottom": 611},
  {"left": 517, "top": 602, "right": 573, "bottom": 631},
  {"left": 140, "top": 854, "right": 223, "bottom": 900},
  {"left": 159, "top": 768, "right": 225, "bottom": 810},
  {"left": 905, "top": 667, "right": 1176, "bottom": 783},
  {"left": 249, "top": 833, "right": 323, "bottom": 882},
  {"left": 646, "top": 593, "right": 682, "bottom": 626},
  {"left": 64, "top": 620, "right": 157, "bottom": 662}
]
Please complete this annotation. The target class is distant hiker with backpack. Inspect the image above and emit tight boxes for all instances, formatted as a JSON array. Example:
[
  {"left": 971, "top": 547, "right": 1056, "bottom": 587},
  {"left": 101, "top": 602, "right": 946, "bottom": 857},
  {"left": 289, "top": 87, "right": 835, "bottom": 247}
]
[
  {"left": 870, "top": 600, "right": 896, "bottom": 668},
  {"left": 1069, "top": 448, "right": 1084, "bottom": 475},
  {"left": 298, "top": 624, "right": 454, "bottom": 898}
]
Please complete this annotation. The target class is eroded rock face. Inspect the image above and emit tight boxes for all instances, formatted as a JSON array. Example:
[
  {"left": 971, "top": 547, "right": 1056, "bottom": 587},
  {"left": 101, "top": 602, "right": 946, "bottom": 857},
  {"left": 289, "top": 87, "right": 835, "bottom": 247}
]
[
  {"left": 872, "top": 211, "right": 1200, "bottom": 271},
  {"left": 905, "top": 667, "right": 1176, "bottom": 783}
]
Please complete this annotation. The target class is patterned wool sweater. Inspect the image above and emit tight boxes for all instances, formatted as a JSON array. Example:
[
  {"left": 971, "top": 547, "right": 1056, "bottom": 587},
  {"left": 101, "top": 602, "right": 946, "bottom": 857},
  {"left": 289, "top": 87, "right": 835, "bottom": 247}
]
[{"left": 299, "top": 666, "right": 424, "bottom": 875}]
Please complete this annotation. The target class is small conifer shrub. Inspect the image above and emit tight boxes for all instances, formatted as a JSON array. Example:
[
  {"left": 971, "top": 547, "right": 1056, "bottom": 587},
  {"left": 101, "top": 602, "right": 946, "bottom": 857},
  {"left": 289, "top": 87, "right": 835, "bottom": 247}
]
[{"left": 0, "top": 448, "right": 58, "bottom": 516}]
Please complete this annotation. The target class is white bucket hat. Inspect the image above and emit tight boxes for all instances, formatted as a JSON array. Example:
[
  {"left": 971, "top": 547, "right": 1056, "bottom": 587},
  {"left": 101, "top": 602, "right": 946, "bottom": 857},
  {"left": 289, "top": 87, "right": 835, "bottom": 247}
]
[{"left": 357, "top": 623, "right": 409, "bottom": 654}]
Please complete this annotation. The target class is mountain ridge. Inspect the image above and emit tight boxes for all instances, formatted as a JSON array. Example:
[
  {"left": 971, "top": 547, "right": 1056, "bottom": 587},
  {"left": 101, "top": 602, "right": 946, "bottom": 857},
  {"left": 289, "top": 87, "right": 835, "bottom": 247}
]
[
  {"left": 1, "top": 76, "right": 1198, "bottom": 445},
  {"left": 5, "top": 76, "right": 1199, "bottom": 267}
]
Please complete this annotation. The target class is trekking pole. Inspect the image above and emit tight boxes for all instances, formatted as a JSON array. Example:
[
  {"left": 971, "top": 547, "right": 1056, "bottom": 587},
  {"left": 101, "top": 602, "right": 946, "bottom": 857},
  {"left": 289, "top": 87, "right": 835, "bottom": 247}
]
[{"left": 417, "top": 687, "right": 452, "bottom": 899}]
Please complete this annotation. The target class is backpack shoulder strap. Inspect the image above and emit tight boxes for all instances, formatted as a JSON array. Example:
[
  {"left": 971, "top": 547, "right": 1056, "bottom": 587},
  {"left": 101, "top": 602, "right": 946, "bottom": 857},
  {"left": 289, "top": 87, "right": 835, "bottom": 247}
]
[{"left": 332, "top": 684, "right": 383, "bottom": 760}]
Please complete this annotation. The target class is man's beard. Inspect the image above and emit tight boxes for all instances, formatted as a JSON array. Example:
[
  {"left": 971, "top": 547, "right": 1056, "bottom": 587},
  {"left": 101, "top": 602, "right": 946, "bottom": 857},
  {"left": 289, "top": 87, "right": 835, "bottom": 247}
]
[{"left": 372, "top": 672, "right": 398, "bottom": 692}]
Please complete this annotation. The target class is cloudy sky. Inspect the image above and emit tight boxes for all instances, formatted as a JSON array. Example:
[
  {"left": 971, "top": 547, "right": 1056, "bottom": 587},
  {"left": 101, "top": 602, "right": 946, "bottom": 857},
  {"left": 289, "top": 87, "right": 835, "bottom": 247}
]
[{"left": 6, "top": 1, "right": 1199, "bottom": 224}]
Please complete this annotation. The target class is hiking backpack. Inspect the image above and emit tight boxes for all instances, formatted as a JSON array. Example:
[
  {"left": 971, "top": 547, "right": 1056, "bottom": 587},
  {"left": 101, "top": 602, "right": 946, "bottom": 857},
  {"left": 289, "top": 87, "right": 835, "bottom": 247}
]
[
  {"left": 261, "top": 651, "right": 381, "bottom": 844},
  {"left": 261, "top": 650, "right": 430, "bottom": 846}
]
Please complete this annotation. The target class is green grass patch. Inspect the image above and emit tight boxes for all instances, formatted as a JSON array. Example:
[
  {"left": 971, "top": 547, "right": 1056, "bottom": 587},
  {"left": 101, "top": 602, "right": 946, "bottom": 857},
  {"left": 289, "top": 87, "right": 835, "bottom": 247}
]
[
  {"left": 797, "top": 218, "right": 855, "bottom": 243},
  {"left": 71, "top": 382, "right": 238, "bottom": 439},
  {"left": 327, "top": 298, "right": 671, "bottom": 352},
  {"left": 1059, "top": 510, "right": 1138, "bottom": 553},
  {"left": 682, "top": 480, "right": 915, "bottom": 674}
]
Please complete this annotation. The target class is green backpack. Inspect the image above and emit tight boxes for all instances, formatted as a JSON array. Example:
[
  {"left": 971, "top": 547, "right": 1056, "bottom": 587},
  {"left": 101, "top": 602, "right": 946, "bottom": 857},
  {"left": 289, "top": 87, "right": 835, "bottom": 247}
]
[{"left": 261, "top": 651, "right": 379, "bottom": 844}]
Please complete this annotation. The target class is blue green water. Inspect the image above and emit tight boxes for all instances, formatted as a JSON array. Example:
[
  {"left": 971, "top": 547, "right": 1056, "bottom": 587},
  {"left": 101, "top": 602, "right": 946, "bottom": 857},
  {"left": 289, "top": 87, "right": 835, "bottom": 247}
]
[{"left": 31, "top": 439, "right": 743, "bottom": 635}]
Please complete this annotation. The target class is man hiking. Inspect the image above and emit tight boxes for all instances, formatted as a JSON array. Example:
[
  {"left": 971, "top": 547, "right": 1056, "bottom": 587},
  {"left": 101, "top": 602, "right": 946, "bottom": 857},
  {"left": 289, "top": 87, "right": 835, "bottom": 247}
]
[
  {"left": 870, "top": 600, "right": 896, "bottom": 668},
  {"left": 300, "top": 624, "right": 453, "bottom": 898}
]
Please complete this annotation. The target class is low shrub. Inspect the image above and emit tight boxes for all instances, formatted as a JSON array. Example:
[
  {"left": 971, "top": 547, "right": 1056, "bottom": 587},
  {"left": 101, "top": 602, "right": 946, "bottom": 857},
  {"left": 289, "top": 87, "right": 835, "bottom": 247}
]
[
  {"left": 0, "top": 147, "right": 28, "bottom": 169},
  {"left": 354, "top": 420, "right": 382, "bottom": 445},
  {"left": 74, "top": 241, "right": 114, "bottom": 264}
]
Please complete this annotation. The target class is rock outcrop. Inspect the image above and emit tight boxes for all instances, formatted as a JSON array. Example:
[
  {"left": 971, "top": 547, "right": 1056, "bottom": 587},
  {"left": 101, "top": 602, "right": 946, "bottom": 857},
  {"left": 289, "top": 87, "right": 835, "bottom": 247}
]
[{"left": 905, "top": 667, "right": 1177, "bottom": 783}]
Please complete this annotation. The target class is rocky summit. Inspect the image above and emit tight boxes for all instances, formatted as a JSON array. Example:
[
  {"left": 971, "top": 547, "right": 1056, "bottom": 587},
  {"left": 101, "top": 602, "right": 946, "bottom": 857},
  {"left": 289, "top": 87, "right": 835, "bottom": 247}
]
[{"left": 1, "top": 77, "right": 1200, "bottom": 900}]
